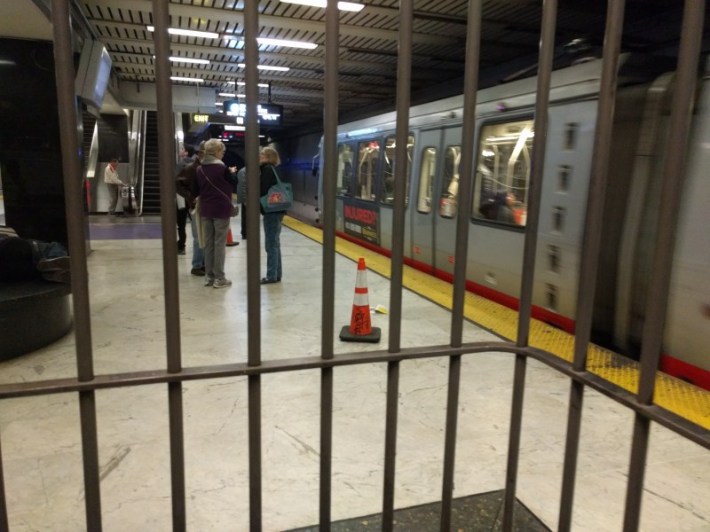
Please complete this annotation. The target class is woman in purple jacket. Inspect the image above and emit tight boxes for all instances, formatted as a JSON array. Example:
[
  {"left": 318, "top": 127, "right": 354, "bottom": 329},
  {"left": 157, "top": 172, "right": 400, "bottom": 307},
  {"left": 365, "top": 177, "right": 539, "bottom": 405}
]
[{"left": 193, "top": 139, "right": 237, "bottom": 288}]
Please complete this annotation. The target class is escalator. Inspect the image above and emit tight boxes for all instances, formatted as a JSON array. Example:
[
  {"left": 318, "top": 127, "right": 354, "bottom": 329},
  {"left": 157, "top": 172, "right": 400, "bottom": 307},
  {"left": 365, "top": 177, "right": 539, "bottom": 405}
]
[{"left": 141, "top": 110, "right": 161, "bottom": 214}]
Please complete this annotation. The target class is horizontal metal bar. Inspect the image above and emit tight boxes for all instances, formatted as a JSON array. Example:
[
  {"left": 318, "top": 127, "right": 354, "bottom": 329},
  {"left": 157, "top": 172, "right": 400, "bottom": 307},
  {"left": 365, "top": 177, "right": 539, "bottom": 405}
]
[{"left": 0, "top": 344, "right": 705, "bottom": 449}]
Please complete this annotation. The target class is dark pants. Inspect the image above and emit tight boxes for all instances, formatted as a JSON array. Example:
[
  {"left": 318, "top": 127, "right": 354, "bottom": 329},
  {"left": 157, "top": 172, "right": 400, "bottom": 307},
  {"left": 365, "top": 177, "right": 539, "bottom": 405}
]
[
  {"left": 177, "top": 207, "right": 188, "bottom": 251},
  {"left": 240, "top": 203, "right": 247, "bottom": 238},
  {"left": 0, "top": 237, "right": 67, "bottom": 282}
]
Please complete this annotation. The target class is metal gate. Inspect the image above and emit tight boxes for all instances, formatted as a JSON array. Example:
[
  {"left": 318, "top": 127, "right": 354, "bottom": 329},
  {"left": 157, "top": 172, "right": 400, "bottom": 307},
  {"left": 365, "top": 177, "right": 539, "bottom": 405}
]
[{"left": 0, "top": 1, "right": 707, "bottom": 531}]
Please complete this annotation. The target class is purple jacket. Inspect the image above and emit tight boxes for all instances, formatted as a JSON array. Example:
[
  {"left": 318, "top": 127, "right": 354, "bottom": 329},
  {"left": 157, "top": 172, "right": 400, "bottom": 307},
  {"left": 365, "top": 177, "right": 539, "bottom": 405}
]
[{"left": 195, "top": 162, "right": 236, "bottom": 219}]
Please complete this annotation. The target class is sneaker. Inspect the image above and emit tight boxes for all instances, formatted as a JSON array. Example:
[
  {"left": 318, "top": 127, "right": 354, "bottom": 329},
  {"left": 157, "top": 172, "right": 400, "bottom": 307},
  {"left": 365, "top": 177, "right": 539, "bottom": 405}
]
[
  {"left": 178, "top": 249, "right": 186, "bottom": 256},
  {"left": 213, "top": 278, "right": 232, "bottom": 288},
  {"left": 191, "top": 267, "right": 206, "bottom": 276},
  {"left": 37, "top": 256, "right": 71, "bottom": 272},
  {"left": 204, "top": 278, "right": 214, "bottom": 287}
]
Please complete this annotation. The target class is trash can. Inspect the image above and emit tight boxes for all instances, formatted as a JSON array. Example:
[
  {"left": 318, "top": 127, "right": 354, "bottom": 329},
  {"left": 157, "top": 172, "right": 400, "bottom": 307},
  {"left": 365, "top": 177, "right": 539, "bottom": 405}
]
[{"left": 121, "top": 185, "right": 137, "bottom": 215}]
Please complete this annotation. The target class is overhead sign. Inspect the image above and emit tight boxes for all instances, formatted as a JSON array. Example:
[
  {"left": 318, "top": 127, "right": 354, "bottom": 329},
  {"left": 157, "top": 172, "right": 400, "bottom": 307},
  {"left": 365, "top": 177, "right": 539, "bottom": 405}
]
[{"left": 222, "top": 100, "right": 283, "bottom": 127}]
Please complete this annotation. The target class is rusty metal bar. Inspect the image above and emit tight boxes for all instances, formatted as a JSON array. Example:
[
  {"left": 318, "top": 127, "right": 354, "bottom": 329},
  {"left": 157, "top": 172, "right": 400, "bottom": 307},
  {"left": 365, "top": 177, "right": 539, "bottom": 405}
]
[
  {"left": 558, "top": 1, "right": 626, "bottom": 530},
  {"left": 319, "top": 0, "right": 340, "bottom": 527},
  {"left": 441, "top": 0, "right": 482, "bottom": 529},
  {"left": 502, "top": 0, "right": 558, "bottom": 529},
  {"left": 51, "top": 0, "right": 103, "bottom": 529},
  {"left": 623, "top": 0, "right": 705, "bottom": 530},
  {"left": 151, "top": 0, "right": 187, "bottom": 529},
  {"left": 0, "top": 433, "right": 6, "bottom": 532}
]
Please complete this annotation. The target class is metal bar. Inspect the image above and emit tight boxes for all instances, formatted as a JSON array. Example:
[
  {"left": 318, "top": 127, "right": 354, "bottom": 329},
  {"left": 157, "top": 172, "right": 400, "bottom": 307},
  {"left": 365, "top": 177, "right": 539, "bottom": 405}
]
[
  {"left": 243, "top": 1, "right": 263, "bottom": 528},
  {"left": 624, "top": 1, "right": 705, "bottom": 530},
  {"left": 381, "top": 360, "right": 400, "bottom": 531},
  {"left": 50, "top": 0, "right": 103, "bottom": 529},
  {"left": 151, "top": 0, "right": 187, "bottom": 529},
  {"left": 381, "top": 3, "right": 413, "bottom": 523},
  {"left": 441, "top": 0, "right": 482, "bottom": 528},
  {"left": 558, "top": 1, "right": 626, "bottom": 530},
  {"left": 388, "top": 0, "right": 412, "bottom": 353},
  {"left": 502, "top": 0, "right": 558, "bottom": 529},
  {"left": 320, "top": 0, "right": 340, "bottom": 527},
  {"left": 0, "top": 431, "right": 6, "bottom": 532}
]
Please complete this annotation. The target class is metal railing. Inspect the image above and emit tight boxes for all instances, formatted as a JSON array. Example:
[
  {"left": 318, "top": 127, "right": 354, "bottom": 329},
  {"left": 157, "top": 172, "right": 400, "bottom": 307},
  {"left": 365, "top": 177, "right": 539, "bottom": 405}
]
[{"left": 0, "top": 1, "right": 707, "bottom": 531}]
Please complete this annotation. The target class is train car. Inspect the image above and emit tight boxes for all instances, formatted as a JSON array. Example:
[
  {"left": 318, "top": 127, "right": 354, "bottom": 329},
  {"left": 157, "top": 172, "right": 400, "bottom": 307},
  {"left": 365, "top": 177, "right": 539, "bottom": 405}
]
[{"left": 316, "top": 53, "right": 710, "bottom": 390}]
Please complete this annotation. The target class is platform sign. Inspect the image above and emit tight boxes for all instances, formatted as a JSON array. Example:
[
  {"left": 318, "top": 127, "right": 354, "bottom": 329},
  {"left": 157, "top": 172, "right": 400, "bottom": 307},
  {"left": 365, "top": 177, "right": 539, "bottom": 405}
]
[
  {"left": 343, "top": 198, "right": 380, "bottom": 246},
  {"left": 222, "top": 100, "right": 283, "bottom": 126}
]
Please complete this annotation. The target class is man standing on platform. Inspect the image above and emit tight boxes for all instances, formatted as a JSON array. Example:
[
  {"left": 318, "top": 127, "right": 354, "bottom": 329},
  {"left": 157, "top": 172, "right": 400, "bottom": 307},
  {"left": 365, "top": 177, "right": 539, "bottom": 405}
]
[{"left": 104, "top": 158, "right": 123, "bottom": 215}]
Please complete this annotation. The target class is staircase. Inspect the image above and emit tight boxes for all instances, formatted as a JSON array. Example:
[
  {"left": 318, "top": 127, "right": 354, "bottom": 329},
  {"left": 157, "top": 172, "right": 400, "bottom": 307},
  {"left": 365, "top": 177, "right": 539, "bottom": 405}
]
[
  {"left": 142, "top": 111, "right": 161, "bottom": 214},
  {"left": 81, "top": 111, "right": 96, "bottom": 176}
]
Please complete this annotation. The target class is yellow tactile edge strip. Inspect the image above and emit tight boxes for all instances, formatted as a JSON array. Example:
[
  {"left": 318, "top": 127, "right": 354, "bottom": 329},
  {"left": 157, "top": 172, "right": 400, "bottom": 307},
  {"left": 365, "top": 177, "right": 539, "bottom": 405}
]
[{"left": 284, "top": 216, "right": 710, "bottom": 430}]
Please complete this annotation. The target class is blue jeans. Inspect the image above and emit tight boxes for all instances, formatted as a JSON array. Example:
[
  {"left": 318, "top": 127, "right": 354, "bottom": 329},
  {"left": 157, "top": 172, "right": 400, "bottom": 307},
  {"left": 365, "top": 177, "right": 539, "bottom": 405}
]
[
  {"left": 202, "top": 217, "right": 230, "bottom": 281},
  {"left": 263, "top": 212, "right": 284, "bottom": 280},
  {"left": 190, "top": 214, "right": 204, "bottom": 269}
]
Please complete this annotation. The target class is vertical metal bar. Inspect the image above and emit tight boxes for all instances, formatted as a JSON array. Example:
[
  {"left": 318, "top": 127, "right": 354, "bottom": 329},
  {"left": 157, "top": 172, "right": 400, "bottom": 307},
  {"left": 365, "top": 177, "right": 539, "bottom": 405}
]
[
  {"left": 0, "top": 433, "right": 6, "bottom": 532},
  {"left": 558, "top": 1, "right": 626, "bottom": 530},
  {"left": 151, "top": 1, "right": 187, "bottom": 529},
  {"left": 502, "top": 0, "right": 557, "bottom": 529},
  {"left": 623, "top": 1, "right": 704, "bottom": 530},
  {"left": 243, "top": 1, "right": 263, "bottom": 529},
  {"left": 320, "top": 0, "right": 339, "bottom": 528},
  {"left": 50, "top": 1, "right": 102, "bottom": 529},
  {"left": 440, "top": 0, "right": 482, "bottom": 528},
  {"left": 381, "top": 361, "right": 400, "bottom": 532},
  {"left": 381, "top": 3, "right": 412, "bottom": 526}
]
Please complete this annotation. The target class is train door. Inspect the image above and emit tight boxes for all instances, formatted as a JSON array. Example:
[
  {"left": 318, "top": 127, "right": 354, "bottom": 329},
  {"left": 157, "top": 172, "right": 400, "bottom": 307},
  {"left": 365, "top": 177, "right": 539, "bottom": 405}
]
[{"left": 410, "top": 126, "right": 462, "bottom": 273}]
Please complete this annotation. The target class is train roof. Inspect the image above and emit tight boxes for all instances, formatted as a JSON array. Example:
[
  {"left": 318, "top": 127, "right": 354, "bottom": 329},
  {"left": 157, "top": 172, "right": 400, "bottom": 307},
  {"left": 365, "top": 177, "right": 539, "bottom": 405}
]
[{"left": 336, "top": 53, "right": 677, "bottom": 140}]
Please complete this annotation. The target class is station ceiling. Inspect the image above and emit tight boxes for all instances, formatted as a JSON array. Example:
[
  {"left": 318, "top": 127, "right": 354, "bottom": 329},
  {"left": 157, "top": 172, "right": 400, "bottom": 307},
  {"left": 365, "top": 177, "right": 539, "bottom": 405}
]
[{"left": 7, "top": 1, "right": 710, "bottom": 137}]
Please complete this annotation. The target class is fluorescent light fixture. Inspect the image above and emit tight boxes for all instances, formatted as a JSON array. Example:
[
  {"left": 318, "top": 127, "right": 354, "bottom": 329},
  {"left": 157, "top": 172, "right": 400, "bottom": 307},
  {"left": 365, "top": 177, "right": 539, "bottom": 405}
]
[
  {"left": 215, "top": 102, "right": 223, "bottom": 106},
  {"left": 147, "top": 26, "right": 219, "bottom": 39},
  {"left": 279, "top": 0, "right": 365, "bottom": 12},
  {"left": 170, "top": 76, "right": 204, "bottom": 83},
  {"left": 226, "top": 81, "right": 270, "bottom": 88},
  {"left": 237, "top": 63, "right": 290, "bottom": 72},
  {"left": 257, "top": 37, "right": 318, "bottom": 50},
  {"left": 219, "top": 92, "right": 236, "bottom": 97},
  {"left": 169, "top": 56, "right": 210, "bottom": 65}
]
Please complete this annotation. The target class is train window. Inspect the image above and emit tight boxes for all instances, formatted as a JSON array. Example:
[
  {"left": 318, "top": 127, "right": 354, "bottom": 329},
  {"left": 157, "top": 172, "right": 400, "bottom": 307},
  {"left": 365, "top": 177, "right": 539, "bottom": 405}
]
[
  {"left": 336, "top": 143, "right": 354, "bottom": 196},
  {"left": 546, "top": 283, "right": 558, "bottom": 311},
  {"left": 548, "top": 244, "right": 561, "bottom": 273},
  {"left": 355, "top": 139, "right": 380, "bottom": 201},
  {"left": 553, "top": 206, "right": 566, "bottom": 232},
  {"left": 558, "top": 165, "right": 571, "bottom": 192},
  {"left": 473, "top": 119, "right": 533, "bottom": 226},
  {"left": 439, "top": 145, "right": 461, "bottom": 218},
  {"left": 381, "top": 134, "right": 414, "bottom": 206},
  {"left": 417, "top": 147, "right": 437, "bottom": 213},
  {"left": 564, "top": 123, "right": 578, "bottom": 150}
]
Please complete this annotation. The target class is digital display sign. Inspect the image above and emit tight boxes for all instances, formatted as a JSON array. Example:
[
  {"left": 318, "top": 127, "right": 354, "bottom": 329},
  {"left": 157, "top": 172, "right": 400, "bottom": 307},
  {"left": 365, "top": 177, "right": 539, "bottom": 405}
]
[{"left": 222, "top": 100, "right": 283, "bottom": 127}]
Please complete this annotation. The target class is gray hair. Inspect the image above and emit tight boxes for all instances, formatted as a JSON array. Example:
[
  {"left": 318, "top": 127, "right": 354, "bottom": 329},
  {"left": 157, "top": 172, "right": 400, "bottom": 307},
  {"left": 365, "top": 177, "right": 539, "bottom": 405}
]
[{"left": 204, "top": 139, "right": 225, "bottom": 157}]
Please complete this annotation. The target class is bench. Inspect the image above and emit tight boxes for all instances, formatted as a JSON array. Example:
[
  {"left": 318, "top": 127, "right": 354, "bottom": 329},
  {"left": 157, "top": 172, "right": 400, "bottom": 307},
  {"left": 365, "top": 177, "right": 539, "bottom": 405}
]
[{"left": 0, "top": 281, "right": 72, "bottom": 360}]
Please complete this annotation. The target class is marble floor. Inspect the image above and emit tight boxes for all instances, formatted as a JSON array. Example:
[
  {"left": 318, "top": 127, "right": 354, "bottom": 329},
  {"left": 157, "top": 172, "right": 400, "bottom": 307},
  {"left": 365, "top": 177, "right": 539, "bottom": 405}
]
[{"left": 0, "top": 217, "right": 708, "bottom": 531}]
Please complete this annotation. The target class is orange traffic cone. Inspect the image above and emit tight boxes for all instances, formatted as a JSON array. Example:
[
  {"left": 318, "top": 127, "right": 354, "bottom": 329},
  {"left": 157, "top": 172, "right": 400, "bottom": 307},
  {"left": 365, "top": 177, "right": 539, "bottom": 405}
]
[
  {"left": 226, "top": 228, "right": 239, "bottom": 247},
  {"left": 340, "top": 258, "right": 381, "bottom": 343}
]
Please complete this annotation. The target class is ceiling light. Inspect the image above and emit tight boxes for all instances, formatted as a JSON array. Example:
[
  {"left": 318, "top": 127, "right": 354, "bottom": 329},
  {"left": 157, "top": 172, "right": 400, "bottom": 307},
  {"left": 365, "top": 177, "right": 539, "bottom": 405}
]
[
  {"left": 226, "top": 81, "right": 270, "bottom": 88},
  {"left": 169, "top": 56, "right": 210, "bottom": 65},
  {"left": 218, "top": 92, "right": 236, "bottom": 97},
  {"left": 170, "top": 76, "right": 204, "bottom": 83},
  {"left": 147, "top": 26, "right": 220, "bottom": 39},
  {"left": 257, "top": 37, "right": 318, "bottom": 50},
  {"left": 279, "top": 0, "right": 365, "bottom": 12},
  {"left": 237, "top": 63, "right": 290, "bottom": 72}
]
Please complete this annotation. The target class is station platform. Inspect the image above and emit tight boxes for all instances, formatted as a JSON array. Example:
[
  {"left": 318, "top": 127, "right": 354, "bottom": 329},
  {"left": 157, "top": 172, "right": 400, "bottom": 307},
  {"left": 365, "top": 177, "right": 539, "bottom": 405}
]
[{"left": 0, "top": 214, "right": 706, "bottom": 531}]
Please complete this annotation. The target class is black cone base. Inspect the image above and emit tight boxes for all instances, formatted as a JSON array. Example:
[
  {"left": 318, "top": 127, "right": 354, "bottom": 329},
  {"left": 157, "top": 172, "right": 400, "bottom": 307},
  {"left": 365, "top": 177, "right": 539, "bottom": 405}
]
[{"left": 339, "top": 325, "right": 381, "bottom": 343}]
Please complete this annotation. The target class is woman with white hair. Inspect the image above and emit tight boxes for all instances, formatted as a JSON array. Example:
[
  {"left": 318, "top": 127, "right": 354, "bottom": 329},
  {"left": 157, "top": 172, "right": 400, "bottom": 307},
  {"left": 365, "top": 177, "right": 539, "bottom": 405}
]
[{"left": 193, "top": 139, "right": 237, "bottom": 288}]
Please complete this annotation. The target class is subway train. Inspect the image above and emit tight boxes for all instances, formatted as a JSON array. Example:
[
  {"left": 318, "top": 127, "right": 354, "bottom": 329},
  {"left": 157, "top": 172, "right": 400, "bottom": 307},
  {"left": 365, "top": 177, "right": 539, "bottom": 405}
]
[{"left": 312, "top": 54, "right": 709, "bottom": 390}]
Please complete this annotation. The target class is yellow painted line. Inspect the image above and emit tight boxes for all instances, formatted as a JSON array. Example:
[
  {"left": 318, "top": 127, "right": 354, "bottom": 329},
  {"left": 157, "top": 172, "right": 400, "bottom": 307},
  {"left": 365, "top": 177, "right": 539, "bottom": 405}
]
[{"left": 284, "top": 216, "right": 710, "bottom": 430}]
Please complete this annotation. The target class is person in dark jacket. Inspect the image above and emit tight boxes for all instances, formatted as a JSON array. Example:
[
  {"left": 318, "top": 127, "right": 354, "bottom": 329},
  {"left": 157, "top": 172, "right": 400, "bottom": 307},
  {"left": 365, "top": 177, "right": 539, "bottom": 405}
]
[
  {"left": 177, "top": 142, "right": 205, "bottom": 275},
  {"left": 175, "top": 145, "right": 196, "bottom": 255},
  {"left": 193, "top": 139, "right": 237, "bottom": 288},
  {"left": 258, "top": 146, "right": 286, "bottom": 285},
  {"left": 0, "top": 226, "right": 70, "bottom": 283}
]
